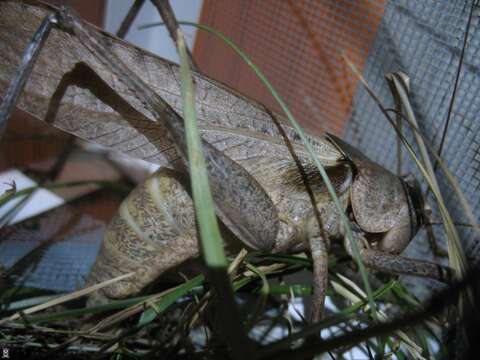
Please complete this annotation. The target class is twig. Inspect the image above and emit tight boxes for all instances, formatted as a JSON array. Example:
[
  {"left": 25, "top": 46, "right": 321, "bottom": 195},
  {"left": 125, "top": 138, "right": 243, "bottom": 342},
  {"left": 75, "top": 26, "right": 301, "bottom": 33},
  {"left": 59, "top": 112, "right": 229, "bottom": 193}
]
[
  {"left": 115, "top": 0, "right": 146, "bottom": 38},
  {"left": 150, "top": 0, "right": 198, "bottom": 71}
]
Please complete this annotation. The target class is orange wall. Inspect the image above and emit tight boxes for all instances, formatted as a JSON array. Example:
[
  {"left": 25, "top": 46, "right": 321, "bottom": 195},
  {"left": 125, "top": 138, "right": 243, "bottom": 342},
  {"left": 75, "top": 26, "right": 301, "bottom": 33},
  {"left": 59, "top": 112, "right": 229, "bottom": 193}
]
[{"left": 194, "top": 0, "right": 385, "bottom": 136}]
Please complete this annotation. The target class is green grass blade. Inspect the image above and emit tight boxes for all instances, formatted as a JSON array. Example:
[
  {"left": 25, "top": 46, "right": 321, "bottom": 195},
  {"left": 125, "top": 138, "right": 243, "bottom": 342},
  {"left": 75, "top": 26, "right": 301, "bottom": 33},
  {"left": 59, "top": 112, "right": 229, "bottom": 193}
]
[
  {"left": 138, "top": 274, "right": 204, "bottom": 326},
  {"left": 267, "top": 284, "right": 312, "bottom": 296},
  {"left": 177, "top": 33, "right": 227, "bottom": 268},
  {"left": 15, "top": 296, "right": 152, "bottom": 324},
  {"left": 176, "top": 29, "right": 255, "bottom": 358}
]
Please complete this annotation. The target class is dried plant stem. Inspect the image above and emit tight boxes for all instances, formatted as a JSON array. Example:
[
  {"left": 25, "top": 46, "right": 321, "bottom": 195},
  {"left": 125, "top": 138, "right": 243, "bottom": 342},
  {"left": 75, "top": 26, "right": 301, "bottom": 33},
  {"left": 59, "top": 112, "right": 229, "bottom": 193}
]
[{"left": 0, "top": 272, "right": 134, "bottom": 325}]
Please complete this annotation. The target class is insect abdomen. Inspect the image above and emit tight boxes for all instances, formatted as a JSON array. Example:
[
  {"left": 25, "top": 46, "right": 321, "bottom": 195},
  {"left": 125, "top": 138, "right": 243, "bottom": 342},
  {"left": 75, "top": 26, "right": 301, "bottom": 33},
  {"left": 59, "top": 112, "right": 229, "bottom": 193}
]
[{"left": 86, "top": 168, "right": 198, "bottom": 303}]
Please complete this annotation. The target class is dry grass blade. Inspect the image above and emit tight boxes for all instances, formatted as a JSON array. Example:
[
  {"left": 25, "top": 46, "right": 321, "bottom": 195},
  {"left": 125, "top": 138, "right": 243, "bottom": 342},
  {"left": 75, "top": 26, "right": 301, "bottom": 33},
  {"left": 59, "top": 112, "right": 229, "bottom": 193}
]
[
  {"left": 333, "top": 274, "right": 424, "bottom": 359},
  {"left": 342, "top": 54, "right": 470, "bottom": 279},
  {"left": 228, "top": 248, "right": 249, "bottom": 275},
  {"left": 385, "top": 72, "right": 470, "bottom": 277},
  {"left": 384, "top": 109, "right": 480, "bottom": 238},
  {"left": 386, "top": 75, "right": 404, "bottom": 176},
  {"left": 176, "top": 28, "right": 256, "bottom": 358},
  {"left": 0, "top": 272, "right": 134, "bottom": 325}
]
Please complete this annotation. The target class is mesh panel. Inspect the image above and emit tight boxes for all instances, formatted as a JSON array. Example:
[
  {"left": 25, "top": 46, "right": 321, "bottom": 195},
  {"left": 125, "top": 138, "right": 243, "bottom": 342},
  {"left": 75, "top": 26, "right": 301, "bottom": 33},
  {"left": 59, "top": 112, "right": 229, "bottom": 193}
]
[
  {"left": 0, "top": 207, "right": 104, "bottom": 292},
  {"left": 195, "top": 0, "right": 385, "bottom": 135},
  {"left": 343, "top": 0, "right": 480, "bottom": 279}
]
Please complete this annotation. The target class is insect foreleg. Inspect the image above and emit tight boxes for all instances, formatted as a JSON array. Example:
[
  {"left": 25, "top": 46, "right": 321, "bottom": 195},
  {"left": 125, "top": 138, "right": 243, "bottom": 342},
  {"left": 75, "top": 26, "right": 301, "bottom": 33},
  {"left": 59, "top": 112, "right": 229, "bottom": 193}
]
[
  {"left": 343, "top": 234, "right": 453, "bottom": 283},
  {"left": 359, "top": 249, "right": 453, "bottom": 283},
  {"left": 0, "top": 13, "right": 57, "bottom": 138},
  {"left": 378, "top": 222, "right": 413, "bottom": 255}
]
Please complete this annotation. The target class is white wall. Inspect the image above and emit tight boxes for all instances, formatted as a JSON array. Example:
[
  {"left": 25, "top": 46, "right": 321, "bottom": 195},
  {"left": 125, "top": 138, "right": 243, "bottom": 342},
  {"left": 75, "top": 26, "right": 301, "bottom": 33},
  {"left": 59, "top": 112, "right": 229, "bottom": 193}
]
[{"left": 104, "top": 0, "right": 203, "bottom": 63}]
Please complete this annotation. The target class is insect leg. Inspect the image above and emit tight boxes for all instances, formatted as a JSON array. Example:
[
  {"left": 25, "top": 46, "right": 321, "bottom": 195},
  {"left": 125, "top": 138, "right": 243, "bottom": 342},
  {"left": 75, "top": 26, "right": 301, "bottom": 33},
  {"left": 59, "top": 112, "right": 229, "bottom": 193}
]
[
  {"left": 344, "top": 234, "right": 453, "bottom": 283},
  {"left": 309, "top": 236, "right": 328, "bottom": 323},
  {"left": 359, "top": 248, "right": 453, "bottom": 283},
  {"left": 0, "top": 13, "right": 57, "bottom": 138},
  {"left": 426, "top": 224, "right": 448, "bottom": 257},
  {"left": 378, "top": 222, "right": 413, "bottom": 255},
  {"left": 306, "top": 199, "right": 346, "bottom": 323},
  {"left": 116, "top": 0, "right": 197, "bottom": 69}
]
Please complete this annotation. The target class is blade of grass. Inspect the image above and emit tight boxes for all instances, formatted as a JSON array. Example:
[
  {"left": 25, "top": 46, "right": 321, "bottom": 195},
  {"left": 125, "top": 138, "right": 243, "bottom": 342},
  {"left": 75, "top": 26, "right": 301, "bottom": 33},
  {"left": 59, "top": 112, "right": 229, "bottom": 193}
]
[
  {"left": 186, "top": 250, "right": 247, "bottom": 330},
  {"left": 10, "top": 295, "right": 153, "bottom": 324},
  {"left": 254, "top": 253, "right": 312, "bottom": 267},
  {"left": 267, "top": 284, "right": 312, "bottom": 296},
  {"left": 176, "top": 29, "right": 255, "bottom": 358},
  {"left": 435, "top": 0, "right": 475, "bottom": 168},
  {"left": 138, "top": 250, "right": 247, "bottom": 327},
  {"left": 379, "top": 106, "right": 480, "bottom": 240},
  {"left": 343, "top": 55, "right": 470, "bottom": 279},
  {"left": 386, "top": 74, "right": 405, "bottom": 176},
  {"left": 245, "top": 262, "right": 270, "bottom": 329},
  {"left": 260, "top": 279, "right": 398, "bottom": 356},
  {"left": 138, "top": 274, "right": 204, "bottom": 327},
  {"left": 2, "top": 295, "right": 61, "bottom": 312},
  {"left": 177, "top": 29, "right": 226, "bottom": 271},
  {"left": 332, "top": 274, "right": 424, "bottom": 359},
  {"left": 0, "top": 272, "right": 134, "bottom": 325},
  {"left": 390, "top": 111, "right": 480, "bottom": 240},
  {"left": 386, "top": 72, "right": 468, "bottom": 276},
  {"left": 141, "top": 20, "right": 377, "bottom": 321}
]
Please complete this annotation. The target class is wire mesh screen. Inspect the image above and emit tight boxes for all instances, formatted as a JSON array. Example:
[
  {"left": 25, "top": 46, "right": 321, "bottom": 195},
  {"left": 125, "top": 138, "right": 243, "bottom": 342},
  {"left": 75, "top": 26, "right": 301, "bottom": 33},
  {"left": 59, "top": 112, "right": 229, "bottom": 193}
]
[
  {"left": 343, "top": 0, "right": 480, "bottom": 295},
  {"left": 196, "top": 0, "right": 480, "bottom": 296},
  {"left": 195, "top": 0, "right": 385, "bottom": 135}
]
